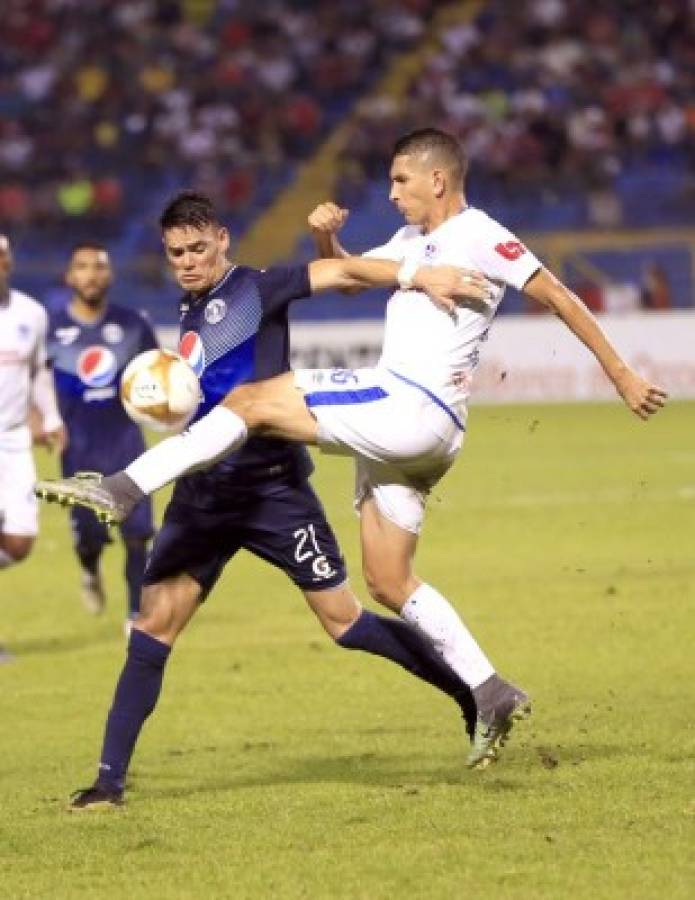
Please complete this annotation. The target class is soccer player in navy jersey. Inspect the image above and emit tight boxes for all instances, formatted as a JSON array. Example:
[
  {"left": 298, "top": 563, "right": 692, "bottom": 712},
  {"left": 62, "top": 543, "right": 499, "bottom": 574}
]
[
  {"left": 52, "top": 191, "right": 493, "bottom": 808},
  {"left": 47, "top": 244, "right": 156, "bottom": 626}
]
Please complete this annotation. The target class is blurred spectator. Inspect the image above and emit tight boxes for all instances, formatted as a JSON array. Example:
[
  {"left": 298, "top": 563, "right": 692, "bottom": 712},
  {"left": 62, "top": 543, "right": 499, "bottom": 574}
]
[
  {"left": 641, "top": 262, "right": 673, "bottom": 309},
  {"left": 0, "top": 0, "right": 443, "bottom": 233},
  {"left": 340, "top": 0, "right": 695, "bottom": 230}
]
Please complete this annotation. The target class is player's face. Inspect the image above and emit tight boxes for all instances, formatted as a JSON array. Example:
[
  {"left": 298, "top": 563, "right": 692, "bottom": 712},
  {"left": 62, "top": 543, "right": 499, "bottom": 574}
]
[
  {"left": 163, "top": 224, "right": 231, "bottom": 295},
  {"left": 66, "top": 248, "right": 113, "bottom": 306},
  {"left": 0, "top": 236, "right": 12, "bottom": 294},
  {"left": 389, "top": 153, "right": 441, "bottom": 230}
]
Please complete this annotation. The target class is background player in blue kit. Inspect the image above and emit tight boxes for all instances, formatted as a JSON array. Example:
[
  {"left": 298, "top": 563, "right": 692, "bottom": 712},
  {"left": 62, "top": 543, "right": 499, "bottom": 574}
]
[
  {"left": 59, "top": 191, "right": 494, "bottom": 808},
  {"left": 47, "top": 244, "right": 157, "bottom": 625}
]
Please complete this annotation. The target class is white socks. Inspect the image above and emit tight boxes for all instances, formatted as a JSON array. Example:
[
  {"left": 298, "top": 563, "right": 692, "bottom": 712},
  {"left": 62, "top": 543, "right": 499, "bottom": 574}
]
[
  {"left": 401, "top": 582, "right": 495, "bottom": 689},
  {"left": 126, "top": 406, "right": 248, "bottom": 495},
  {"left": 0, "top": 548, "right": 16, "bottom": 569}
]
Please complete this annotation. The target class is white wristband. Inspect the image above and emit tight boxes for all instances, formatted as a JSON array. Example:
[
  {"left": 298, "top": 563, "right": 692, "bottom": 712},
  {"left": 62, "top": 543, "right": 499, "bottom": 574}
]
[{"left": 397, "top": 258, "right": 420, "bottom": 290}]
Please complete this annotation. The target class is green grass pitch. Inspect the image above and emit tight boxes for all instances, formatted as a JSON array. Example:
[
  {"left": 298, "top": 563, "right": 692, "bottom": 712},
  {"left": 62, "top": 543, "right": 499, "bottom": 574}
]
[{"left": 2, "top": 402, "right": 694, "bottom": 899}]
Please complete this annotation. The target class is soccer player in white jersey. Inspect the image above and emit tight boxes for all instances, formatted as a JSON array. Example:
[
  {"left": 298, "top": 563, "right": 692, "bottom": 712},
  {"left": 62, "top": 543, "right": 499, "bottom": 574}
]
[
  {"left": 36, "top": 129, "right": 667, "bottom": 766},
  {"left": 0, "top": 234, "right": 65, "bottom": 659}
]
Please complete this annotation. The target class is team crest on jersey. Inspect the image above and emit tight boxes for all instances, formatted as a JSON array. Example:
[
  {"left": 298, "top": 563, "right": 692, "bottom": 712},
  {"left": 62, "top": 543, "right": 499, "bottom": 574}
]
[
  {"left": 179, "top": 331, "right": 205, "bottom": 376},
  {"left": 76, "top": 345, "right": 117, "bottom": 387},
  {"left": 423, "top": 242, "right": 439, "bottom": 261},
  {"left": 204, "top": 298, "right": 227, "bottom": 325},
  {"left": 102, "top": 323, "right": 124, "bottom": 345},
  {"left": 16, "top": 323, "right": 32, "bottom": 343}
]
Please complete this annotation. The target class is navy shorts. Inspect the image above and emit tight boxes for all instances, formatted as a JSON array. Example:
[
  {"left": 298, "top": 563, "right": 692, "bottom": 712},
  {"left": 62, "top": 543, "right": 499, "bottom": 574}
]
[
  {"left": 143, "top": 477, "right": 347, "bottom": 599},
  {"left": 69, "top": 498, "right": 155, "bottom": 550}
]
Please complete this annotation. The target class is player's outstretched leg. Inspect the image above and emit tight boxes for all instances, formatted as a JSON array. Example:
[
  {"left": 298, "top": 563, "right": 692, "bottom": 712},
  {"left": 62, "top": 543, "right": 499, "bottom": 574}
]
[{"left": 336, "top": 608, "right": 477, "bottom": 738}]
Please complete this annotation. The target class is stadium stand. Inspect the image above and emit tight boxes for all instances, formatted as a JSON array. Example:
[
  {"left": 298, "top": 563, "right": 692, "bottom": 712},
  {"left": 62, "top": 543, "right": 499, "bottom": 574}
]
[{"left": 1, "top": 0, "right": 693, "bottom": 319}]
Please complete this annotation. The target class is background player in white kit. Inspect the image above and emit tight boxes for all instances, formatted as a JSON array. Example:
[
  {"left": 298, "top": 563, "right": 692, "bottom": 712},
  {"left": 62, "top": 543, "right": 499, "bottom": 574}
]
[
  {"left": 36, "top": 130, "right": 667, "bottom": 766},
  {"left": 0, "top": 234, "right": 65, "bottom": 660}
]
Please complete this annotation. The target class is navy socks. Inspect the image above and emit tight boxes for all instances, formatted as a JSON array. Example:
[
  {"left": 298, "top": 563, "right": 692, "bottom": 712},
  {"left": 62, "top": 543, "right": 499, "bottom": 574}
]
[
  {"left": 337, "top": 610, "right": 476, "bottom": 736},
  {"left": 97, "top": 629, "right": 170, "bottom": 793}
]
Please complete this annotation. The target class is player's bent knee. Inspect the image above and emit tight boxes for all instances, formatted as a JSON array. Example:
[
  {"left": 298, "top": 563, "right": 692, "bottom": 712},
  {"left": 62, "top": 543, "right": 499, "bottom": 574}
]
[
  {"left": 3, "top": 535, "right": 34, "bottom": 562},
  {"left": 304, "top": 585, "right": 362, "bottom": 641},
  {"left": 362, "top": 568, "right": 411, "bottom": 611},
  {"left": 136, "top": 577, "right": 201, "bottom": 644},
  {"left": 137, "top": 590, "right": 182, "bottom": 642}
]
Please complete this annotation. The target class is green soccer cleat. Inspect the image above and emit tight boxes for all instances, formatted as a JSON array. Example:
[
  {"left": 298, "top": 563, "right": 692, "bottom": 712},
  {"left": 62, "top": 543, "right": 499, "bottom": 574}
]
[
  {"left": 466, "top": 680, "right": 532, "bottom": 770},
  {"left": 35, "top": 472, "right": 126, "bottom": 525}
]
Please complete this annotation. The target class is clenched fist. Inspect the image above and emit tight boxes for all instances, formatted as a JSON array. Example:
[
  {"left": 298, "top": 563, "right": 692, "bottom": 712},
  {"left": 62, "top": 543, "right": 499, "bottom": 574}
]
[{"left": 308, "top": 202, "right": 349, "bottom": 234}]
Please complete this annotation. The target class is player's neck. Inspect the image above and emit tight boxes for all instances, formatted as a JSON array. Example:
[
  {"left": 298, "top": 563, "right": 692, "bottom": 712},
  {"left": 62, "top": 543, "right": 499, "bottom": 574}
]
[
  {"left": 191, "top": 262, "right": 234, "bottom": 299},
  {"left": 69, "top": 296, "right": 107, "bottom": 324},
  {"left": 420, "top": 195, "right": 467, "bottom": 235}
]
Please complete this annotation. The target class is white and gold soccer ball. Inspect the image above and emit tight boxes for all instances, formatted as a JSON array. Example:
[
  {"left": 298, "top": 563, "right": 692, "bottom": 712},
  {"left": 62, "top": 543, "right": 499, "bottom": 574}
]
[{"left": 120, "top": 349, "right": 201, "bottom": 433}]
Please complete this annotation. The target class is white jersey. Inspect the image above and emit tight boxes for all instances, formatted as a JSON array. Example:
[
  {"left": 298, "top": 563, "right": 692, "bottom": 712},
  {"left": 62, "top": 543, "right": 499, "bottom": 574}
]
[
  {"left": 364, "top": 207, "right": 541, "bottom": 407},
  {"left": 0, "top": 288, "right": 49, "bottom": 450}
]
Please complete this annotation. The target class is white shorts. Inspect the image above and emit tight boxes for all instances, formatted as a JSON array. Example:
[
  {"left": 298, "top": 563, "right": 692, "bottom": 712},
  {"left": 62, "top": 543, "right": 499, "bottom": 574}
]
[
  {"left": 294, "top": 367, "right": 466, "bottom": 534},
  {"left": 0, "top": 446, "right": 39, "bottom": 537}
]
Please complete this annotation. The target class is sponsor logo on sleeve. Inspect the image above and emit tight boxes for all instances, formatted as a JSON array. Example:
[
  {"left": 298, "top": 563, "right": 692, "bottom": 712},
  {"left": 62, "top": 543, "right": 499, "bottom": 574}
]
[{"left": 494, "top": 241, "right": 527, "bottom": 261}]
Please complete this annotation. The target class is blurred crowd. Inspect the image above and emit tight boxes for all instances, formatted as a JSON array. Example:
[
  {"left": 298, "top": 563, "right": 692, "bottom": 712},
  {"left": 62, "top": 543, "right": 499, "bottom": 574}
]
[
  {"left": 338, "top": 0, "right": 695, "bottom": 228},
  {"left": 0, "top": 0, "right": 438, "bottom": 231}
]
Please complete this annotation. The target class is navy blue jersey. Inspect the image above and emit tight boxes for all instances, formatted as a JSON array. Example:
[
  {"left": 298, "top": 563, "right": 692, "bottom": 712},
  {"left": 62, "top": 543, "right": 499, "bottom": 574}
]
[
  {"left": 47, "top": 304, "right": 157, "bottom": 475},
  {"left": 174, "top": 264, "right": 313, "bottom": 508}
]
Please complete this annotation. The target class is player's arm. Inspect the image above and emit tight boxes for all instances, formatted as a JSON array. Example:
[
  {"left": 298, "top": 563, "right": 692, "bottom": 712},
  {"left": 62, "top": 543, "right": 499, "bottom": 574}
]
[
  {"left": 523, "top": 268, "right": 668, "bottom": 419},
  {"left": 308, "top": 202, "right": 351, "bottom": 259},
  {"left": 30, "top": 312, "right": 67, "bottom": 453},
  {"left": 31, "top": 363, "right": 67, "bottom": 452},
  {"left": 307, "top": 257, "right": 491, "bottom": 312}
]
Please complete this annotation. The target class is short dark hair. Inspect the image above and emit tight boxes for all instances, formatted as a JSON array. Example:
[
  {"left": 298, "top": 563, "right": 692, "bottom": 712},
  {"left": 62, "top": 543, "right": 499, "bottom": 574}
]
[
  {"left": 159, "top": 190, "right": 220, "bottom": 231},
  {"left": 70, "top": 240, "right": 108, "bottom": 257},
  {"left": 392, "top": 128, "right": 468, "bottom": 187}
]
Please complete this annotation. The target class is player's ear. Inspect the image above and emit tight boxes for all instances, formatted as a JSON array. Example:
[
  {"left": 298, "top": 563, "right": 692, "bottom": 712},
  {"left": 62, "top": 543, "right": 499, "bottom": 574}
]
[
  {"left": 432, "top": 168, "right": 446, "bottom": 198},
  {"left": 218, "top": 227, "right": 231, "bottom": 254}
]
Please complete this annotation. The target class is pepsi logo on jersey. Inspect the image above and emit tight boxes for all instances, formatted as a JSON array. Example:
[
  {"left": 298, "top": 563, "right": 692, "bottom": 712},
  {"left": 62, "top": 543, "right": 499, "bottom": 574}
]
[
  {"left": 178, "top": 331, "right": 205, "bottom": 376},
  {"left": 76, "top": 345, "right": 118, "bottom": 387}
]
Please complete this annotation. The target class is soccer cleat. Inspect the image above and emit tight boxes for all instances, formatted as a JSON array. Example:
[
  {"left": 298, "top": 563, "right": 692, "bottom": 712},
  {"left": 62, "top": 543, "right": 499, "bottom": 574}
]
[
  {"left": 80, "top": 567, "right": 106, "bottom": 615},
  {"left": 466, "top": 679, "right": 532, "bottom": 770},
  {"left": 35, "top": 472, "right": 126, "bottom": 525},
  {"left": 69, "top": 783, "right": 124, "bottom": 811}
]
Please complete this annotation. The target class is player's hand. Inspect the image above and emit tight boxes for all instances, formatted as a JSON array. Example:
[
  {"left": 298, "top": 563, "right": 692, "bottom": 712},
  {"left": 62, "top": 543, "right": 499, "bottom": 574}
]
[
  {"left": 413, "top": 266, "right": 494, "bottom": 314},
  {"left": 36, "top": 425, "right": 68, "bottom": 454},
  {"left": 614, "top": 369, "right": 668, "bottom": 420},
  {"left": 308, "top": 202, "right": 349, "bottom": 234}
]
